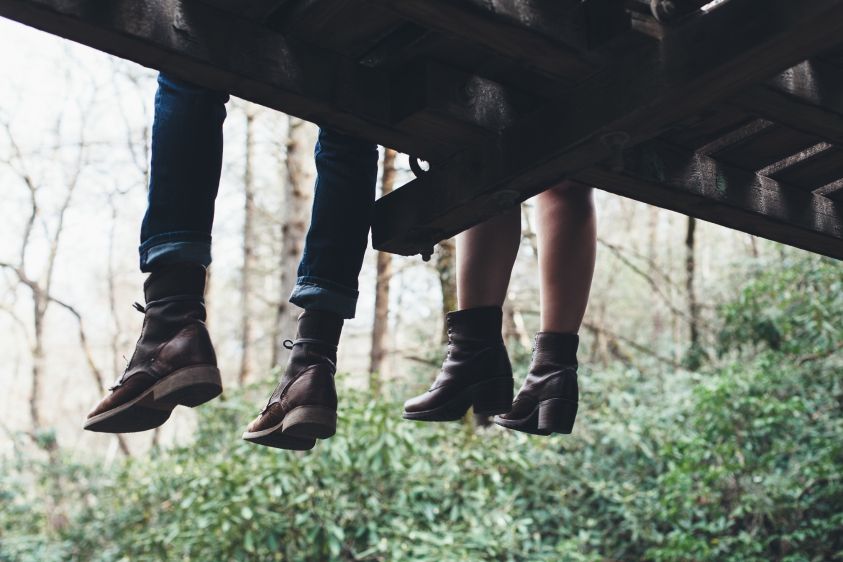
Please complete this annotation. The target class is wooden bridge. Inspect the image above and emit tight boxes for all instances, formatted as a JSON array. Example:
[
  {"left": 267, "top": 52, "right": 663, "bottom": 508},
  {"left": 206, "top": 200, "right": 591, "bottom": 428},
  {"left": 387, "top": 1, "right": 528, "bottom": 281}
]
[{"left": 4, "top": 0, "right": 843, "bottom": 260}]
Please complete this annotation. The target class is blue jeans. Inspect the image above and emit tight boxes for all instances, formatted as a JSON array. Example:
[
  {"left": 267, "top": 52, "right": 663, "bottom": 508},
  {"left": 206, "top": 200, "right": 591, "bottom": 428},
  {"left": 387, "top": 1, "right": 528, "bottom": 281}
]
[{"left": 140, "top": 73, "right": 378, "bottom": 319}]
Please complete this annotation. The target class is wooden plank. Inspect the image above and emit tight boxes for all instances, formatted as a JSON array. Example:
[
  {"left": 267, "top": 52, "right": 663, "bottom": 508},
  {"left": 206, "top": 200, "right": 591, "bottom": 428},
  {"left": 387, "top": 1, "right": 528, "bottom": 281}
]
[
  {"left": 366, "top": 0, "right": 611, "bottom": 82},
  {"left": 391, "top": 59, "right": 544, "bottom": 148},
  {"left": 729, "top": 59, "right": 843, "bottom": 146},
  {"left": 572, "top": 141, "right": 843, "bottom": 260},
  {"left": 198, "top": 0, "right": 289, "bottom": 21},
  {"left": 658, "top": 105, "right": 756, "bottom": 151},
  {"left": 708, "top": 122, "right": 819, "bottom": 172},
  {"left": 816, "top": 180, "right": 843, "bottom": 202},
  {"left": 264, "top": 0, "right": 403, "bottom": 58},
  {"left": 768, "top": 144, "right": 843, "bottom": 191},
  {"left": 373, "top": 0, "right": 843, "bottom": 255},
  {"left": 361, "top": 27, "right": 575, "bottom": 100}
]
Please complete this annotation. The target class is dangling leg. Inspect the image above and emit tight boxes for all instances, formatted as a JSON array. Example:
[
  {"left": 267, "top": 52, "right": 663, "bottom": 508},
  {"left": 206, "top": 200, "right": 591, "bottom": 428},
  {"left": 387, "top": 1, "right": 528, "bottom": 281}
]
[
  {"left": 84, "top": 74, "right": 228, "bottom": 434},
  {"left": 244, "top": 129, "right": 378, "bottom": 449},
  {"left": 402, "top": 206, "right": 521, "bottom": 422},
  {"left": 496, "top": 181, "right": 596, "bottom": 435}
]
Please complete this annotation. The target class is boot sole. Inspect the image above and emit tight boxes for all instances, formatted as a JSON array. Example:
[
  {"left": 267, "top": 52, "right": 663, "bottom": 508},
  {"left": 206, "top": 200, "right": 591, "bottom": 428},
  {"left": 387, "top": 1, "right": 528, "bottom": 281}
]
[
  {"left": 403, "top": 377, "right": 514, "bottom": 422},
  {"left": 83, "top": 365, "right": 223, "bottom": 434},
  {"left": 241, "top": 430, "right": 316, "bottom": 451},
  {"left": 494, "top": 398, "right": 578, "bottom": 435},
  {"left": 241, "top": 405, "right": 336, "bottom": 449}
]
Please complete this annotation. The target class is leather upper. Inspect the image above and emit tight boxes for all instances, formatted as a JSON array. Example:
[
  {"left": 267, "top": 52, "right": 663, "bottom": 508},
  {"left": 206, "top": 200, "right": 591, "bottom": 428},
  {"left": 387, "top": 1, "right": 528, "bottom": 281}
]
[
  {"left": 403, "top": 306, "right": 512, "bottom": 413},
  {"left": 87, "top": 264, "right": 214, "bottom": 419},
  {"left": 246, "top": 310, "right": 343, "bottom": 433},
  {"left": 499, "top": 332, "right": 579, "bottom": 420}
]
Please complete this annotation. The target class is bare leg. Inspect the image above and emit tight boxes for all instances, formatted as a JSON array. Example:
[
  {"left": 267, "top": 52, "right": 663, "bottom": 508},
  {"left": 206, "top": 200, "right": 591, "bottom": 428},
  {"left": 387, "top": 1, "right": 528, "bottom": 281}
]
[
  {"left": 456, "top": 206, "right": 521, "bottom": 309},
  {"left": 535, "top": 181, "right": 597, "bottom": 334}
]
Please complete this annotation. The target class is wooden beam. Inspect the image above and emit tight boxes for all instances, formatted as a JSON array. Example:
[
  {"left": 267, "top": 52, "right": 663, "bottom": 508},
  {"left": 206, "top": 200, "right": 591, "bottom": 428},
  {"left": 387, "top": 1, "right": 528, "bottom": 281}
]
[
  {"left": 573, "top": 141, "right": 843, "bottom": 260},
  {"left": 373, "top": 0, "right": 843, "bottom": 255},
  {"left": 391, "top": 59, "right": 544, "bottom": 148},
  {"left": 767, "top": 144, "right": 843, "bottom": 191},
  {"left": 729, "top": 59, "right": 843, "bottom": 147},
  {"left": 707, "top": 121, "right": 819, "bottom": 172},
  {"left": 198, "top": 0, "right": 290, "bottom": 21},
  {"left": 365, "top": 0, "right": 613, "bottom": 82},
  {"left": 263, "top": 0, "right": 403, "bottom": 58},
  {"left": 0, "top": 0, "right": 451, "bottom": 161}
]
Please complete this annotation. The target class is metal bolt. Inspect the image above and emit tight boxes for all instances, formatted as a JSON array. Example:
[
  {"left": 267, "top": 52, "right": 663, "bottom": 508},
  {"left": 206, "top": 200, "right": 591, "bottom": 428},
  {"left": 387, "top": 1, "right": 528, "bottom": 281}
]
[
  {"left": 650, "top": 0, "right": 676, "bottom": 22},
  {"left": 601, "top": 132, "right": 630, "bottom": 173},
  {"left": 456, "top": 80, "right": 478, "bottom": 106},
  {"left": 493, "top": 190, "right": 520, "bottom": 208}
]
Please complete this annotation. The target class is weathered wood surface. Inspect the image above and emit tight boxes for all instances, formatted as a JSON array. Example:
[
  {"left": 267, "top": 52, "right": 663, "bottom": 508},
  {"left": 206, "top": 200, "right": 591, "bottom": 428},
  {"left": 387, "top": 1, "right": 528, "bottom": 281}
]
[
  {"left": 372, "top": 0, "right": 843, "bottom": 257},
  {"left": 729, "top": 59, "right": 843, "bottom": 148},
  {"left": 573, "top": 141, "right": 843, "bottom": 260},
  {"left": 366, "top": 0, "right": 616, "bottom": 81}
]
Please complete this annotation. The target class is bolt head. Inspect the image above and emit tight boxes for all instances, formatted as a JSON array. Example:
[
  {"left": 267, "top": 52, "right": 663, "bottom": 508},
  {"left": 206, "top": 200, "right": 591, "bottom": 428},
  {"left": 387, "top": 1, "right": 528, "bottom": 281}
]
[{"left": 650, "top": 0, "right": 676, "bottom": 21}]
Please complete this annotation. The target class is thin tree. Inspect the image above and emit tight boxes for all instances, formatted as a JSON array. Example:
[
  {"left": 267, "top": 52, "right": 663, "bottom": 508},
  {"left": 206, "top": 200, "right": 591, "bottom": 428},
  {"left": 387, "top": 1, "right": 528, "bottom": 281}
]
[
  {"left": 684, "top": 216, "right": 704, "bottom": 369},
  {"left": 0, "top": 115, "right": 117, "bottom": 452},
  {"left": 273, "top": 117, "right": 317, "bottom": 366},
  {"left": 369, "top": 148, "right": 397, "bottom": 394},
  {"left": 240, "top": 105, "right": 258, "bottom": 384}
]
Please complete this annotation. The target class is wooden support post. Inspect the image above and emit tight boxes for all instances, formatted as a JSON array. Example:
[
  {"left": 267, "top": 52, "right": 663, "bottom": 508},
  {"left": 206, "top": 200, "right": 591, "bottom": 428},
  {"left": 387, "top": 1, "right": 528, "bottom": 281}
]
[{"left": 373, "top": 0, "right": 843, "bottom": 255}]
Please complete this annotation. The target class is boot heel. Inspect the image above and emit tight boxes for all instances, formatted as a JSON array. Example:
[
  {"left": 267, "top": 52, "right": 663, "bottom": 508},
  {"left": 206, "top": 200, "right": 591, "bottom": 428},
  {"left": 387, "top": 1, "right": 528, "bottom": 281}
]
[
  {"left": 471, "top": 377, "right": 513, "bottom": 415},
  {"left": 282, "top": 405, "right": 337, "bottom": 440},
  {"left": 154, "top": 365, "right": 223, "bottom": 407},
  {"left": 538, "top": 398, "right": 577, "bottom": 434}
]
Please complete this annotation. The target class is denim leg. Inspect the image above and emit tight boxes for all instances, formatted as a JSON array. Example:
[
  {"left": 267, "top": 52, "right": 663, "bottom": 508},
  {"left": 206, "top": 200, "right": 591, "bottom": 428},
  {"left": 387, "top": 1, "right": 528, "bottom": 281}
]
[
  {"left": 139, "top": 73, "right": 230, "bottom": 272},
  {"left": 289, "top": 128, "right": 379, "bottom": 319}
]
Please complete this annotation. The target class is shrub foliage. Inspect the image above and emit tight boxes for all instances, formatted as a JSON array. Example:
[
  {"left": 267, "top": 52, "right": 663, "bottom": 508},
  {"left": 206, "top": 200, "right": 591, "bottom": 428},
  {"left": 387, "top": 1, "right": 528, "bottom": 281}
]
[{"left": 2, "top": 254, "right": 842, "bottom": 561}]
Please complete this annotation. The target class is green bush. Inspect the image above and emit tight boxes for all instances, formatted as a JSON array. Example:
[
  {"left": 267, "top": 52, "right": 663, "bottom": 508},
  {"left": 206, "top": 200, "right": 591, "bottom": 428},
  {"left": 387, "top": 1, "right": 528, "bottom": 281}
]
[{"left": 2, "top": 253, "right": 842, "bottom": 561}]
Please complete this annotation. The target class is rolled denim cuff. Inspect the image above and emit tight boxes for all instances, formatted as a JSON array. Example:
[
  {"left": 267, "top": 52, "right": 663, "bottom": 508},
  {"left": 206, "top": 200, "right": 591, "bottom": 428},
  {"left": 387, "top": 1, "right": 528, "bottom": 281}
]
[
  {"left": 139, "top": 232, "right": 212, "bottom": 273},
  {"left": 289, "top": 276, "right": 358, "bottom": 319}
]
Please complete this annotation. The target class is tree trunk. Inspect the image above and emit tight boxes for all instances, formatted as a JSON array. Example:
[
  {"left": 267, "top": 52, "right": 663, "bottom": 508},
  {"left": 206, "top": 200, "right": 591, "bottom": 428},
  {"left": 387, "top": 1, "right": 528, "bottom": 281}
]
[
  {"left": 273, "top": 117, "right": 317, "bottom": 367},
  {"left": 239, "top": 108, "right": 257, "bottom": 385},
  {"left": 685, "top": 216, "right": 703, "bottom": 369},
  {"left": 648, "top": 207, "right": 664, "bottom": 345},
  {"left": 30, "top": 293, "right": 47, "bottom": 433},
  {"left": 369, "top": 148, "right": 397, "bottom": 394},
  {"left": 436, "top": 238, "right": 458, "bottom": 344}
]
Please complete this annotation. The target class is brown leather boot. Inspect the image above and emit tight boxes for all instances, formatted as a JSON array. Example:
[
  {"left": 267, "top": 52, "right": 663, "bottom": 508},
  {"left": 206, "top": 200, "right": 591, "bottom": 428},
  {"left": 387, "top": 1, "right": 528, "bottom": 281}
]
[
  {"left": 495, "top": 332, "right": 578, "bottom": 435},
  {"left": 403, "top": 306, "right": 513, "bottom": 422},
  {"left": 242, "top": 310, "right": 343, "bottom": 450},
  {"left": 84, "top": 264, "right": 222, "bottom": 433}
]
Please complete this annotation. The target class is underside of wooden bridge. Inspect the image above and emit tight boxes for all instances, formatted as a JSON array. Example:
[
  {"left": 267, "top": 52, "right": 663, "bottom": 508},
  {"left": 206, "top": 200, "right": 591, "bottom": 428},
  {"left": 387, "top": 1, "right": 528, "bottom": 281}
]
[{"left": 4, "top": 0, "right": 843, "bottom": 259}]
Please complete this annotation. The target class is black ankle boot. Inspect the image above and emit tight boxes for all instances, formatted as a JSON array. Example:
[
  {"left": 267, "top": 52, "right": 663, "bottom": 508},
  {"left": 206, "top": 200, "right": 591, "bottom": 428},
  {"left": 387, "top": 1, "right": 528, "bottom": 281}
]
[
  {"left": 403, "top": 307, "right": 513, "bottom": 422},
  {"left": 495, "top": 332, "right": 578, "bottom": 435}
]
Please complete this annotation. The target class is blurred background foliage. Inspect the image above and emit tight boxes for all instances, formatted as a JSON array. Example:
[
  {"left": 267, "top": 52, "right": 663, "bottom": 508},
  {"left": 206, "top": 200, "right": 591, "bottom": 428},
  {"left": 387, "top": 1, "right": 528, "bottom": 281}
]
[{"left": 3, "top": 251, "right": 842, "bottom": 561}]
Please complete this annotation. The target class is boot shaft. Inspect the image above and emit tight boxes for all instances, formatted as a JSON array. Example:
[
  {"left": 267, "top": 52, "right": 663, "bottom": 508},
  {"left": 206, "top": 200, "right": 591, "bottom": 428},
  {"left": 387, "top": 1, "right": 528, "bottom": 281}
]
[
  {"left": 282, "top": 310, "right": 344, "bottom": 383},
  {"left": 144, "top": 263, "right": 207, "bottom": 303},
  {"left": 533, "top": 332, "right": 578, "bottom": 368},
  {"left": 127, "top": 264, "right": 214, "bottom": 374},
  {"left": 446, "top": 306, "right": 504, "bottom": 346}
]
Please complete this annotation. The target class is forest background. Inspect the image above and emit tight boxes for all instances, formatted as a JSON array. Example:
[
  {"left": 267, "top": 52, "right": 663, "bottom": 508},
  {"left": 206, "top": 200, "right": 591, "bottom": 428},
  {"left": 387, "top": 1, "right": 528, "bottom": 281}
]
[{"left": 0, "top": 17, "right": 841, "bottom": 562}]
